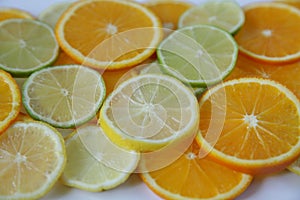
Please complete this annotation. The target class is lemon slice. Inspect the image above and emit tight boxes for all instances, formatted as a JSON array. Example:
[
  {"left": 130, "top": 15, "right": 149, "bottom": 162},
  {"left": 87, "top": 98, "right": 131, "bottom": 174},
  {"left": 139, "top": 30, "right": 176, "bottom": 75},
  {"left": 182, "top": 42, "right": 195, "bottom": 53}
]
[
  {"left": 0, "top": 19, "right": 59, "bottom": 77},
  {"left": 99, "top": 74, "right": 199, "bottom": 152},
  {"left": 0, "top": 120, "right": 66, "bottom": 199},
  {"left": 61, "top": 124, "right": 139, "bottom": 191},
  {"left": 22, "top": 65, "right": 106, "bottom": 128}
]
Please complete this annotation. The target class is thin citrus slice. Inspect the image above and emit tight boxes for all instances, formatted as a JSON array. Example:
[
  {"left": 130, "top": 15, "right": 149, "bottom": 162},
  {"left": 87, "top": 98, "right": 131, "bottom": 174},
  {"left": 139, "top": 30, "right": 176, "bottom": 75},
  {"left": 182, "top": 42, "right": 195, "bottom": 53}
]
[
  {"left": 178, "top": 0, "right": 245, "bottom": 34},
  {"left": 56, "top": 0, "right": 163, "bottom": 70},
  {"left": 157, "top": 24, "right": 238, "bottom": 87},
  {"left": 235, "top": 2, "right": 300, "bottom": 63},
  {"left": 226, "top": 53, "right": 300, "bottom": 99},
  {"left": 22, "top": 65, "right": 106, "bottom": 128},
  {"left": 38, "top": 1, "right": 72, "bottom": 29},
  {"left": 53, "top": 50, "right": 78, "bottom": 66},
  {"left": 0, "top": 69, "right": 21, "bottom": 134},
  {"left": 144, "top": 0, "right": 193, "bottom": 30},
  {"left": 288, "top": 157, "right": 300, "bottom": 176},
  {"left": 0, "top": 19, "right": 59, "bottom": 77},
  {"left": 99, "top": 74, "right": 199, "bottom": 152},
  {"left": 0, "top": 7, "right": 34, "bottom": 21},
  {"left": 61, "top": 124, "right": 139, "bottom": 192},
  {"left": 196, "top": 78, "right": 300, "bottom": 174},
  {"left": 140, "top": 141, "right": 253, "bottom": 200},
  {"left": 0, "top": 120, "right": 66, "bottom": 200}
]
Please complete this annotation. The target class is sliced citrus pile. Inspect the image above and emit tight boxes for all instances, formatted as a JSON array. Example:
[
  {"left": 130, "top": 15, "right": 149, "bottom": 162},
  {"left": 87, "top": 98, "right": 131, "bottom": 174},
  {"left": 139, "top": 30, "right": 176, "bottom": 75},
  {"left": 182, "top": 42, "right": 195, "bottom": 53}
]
[
  {"left": 0, "top": 119, "right": 66, "bottom": 199},
  {"left": 145, "top": 0, "right": 192, "bottom": 30},
  {"left": 0, "top": 7, "right": 33, "bottom": 21},
  {"left": 196, "top": 78, "right": 300, "bottom": 174},
  {"left": 22, "top": 65, "right": 106, "bottom": 128},
  {"left": 56, "top": 0, "right": 163, "bottom": 70},
  {"left": 99, "top": 74, "right": 199, "bottom": 152},
  {"left": 0, "top": 19, "right": 59, "bottom": 77},
  {"left": 61, "top": 124, "right": 139, "bottom": 192},
  {"left": 178, "top": 0, "right": 245, "bottom": 34},
  {"left": 140, "top": 141, "right": 253, "bottom": 200},
  {"left": 235, "top": 2, "right": 300, "bottom": 63},
  {"left": 0, "top": 69, "right": 21, "bottom": 134},
  {"left": 157, "top": 24, "right": 238, "bottom": 87}
]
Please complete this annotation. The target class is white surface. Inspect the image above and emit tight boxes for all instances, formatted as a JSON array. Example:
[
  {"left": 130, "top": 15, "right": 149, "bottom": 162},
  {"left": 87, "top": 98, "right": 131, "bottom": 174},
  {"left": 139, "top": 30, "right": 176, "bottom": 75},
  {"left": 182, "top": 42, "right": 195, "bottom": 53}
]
[{"left": 0, "top": 0, "right": 300, "bottom": 200}]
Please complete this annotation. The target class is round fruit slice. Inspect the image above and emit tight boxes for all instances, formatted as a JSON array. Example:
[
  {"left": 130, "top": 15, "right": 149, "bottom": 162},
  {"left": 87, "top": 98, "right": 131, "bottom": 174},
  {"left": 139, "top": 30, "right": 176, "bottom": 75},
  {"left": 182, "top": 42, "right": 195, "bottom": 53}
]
[
  {"left": 0, "top": 19, "right": 59, "bottom": 77},
  {"left": 22, "top": 65, "right": 106, "bottom": 128},
  {"left": 99, "top": 74, "right": 199, "bottom": 152},
  {"left": 0, "top": 7, "right": 34, "bottom": 21},
  {"left": 157, "top": 24, "right": 238, "bottom": 87},
  {"left": 178, "top": 0, "right": 245, "bottom": 34},
  {"left": 235, "top": 2, "right": 300, "bottom": 63},
  {"left": 61, "top": 124, "right": 139, "bottom": 192},
  {"left": 56, "top": 0, "right": 163, "bottom": 70},
  {"left": 0, "top": 120, "right": 66, "bottom": 200},
  {"left": 140, "top": 141, "right": 253, "bottom": 200},
  {"left": 196, "top": 78, "right": 300, "bottom": 174},
  {"left": 0, "top": 69, "right": 21, "bottom": 134}
]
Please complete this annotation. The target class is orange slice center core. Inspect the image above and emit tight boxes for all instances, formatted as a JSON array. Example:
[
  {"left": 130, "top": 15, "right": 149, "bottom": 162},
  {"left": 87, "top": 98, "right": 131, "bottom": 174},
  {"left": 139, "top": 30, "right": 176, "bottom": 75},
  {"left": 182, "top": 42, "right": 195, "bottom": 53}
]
[
  {"left": 262, "top": 29, "right": 272, "bottom": 37},
  {"left": 106, "top": 23, "right": 118, "bottom": 35},
  {"left": 243, "top": 114, "right": 258, "bottom": 128}
]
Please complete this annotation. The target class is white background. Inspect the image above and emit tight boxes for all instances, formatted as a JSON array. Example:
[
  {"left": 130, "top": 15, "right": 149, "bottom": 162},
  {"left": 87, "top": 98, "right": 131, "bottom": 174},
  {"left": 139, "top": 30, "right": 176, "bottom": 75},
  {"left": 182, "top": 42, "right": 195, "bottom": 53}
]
[{"left": 0, "top": 0, "right": 300, "bottom": 200}]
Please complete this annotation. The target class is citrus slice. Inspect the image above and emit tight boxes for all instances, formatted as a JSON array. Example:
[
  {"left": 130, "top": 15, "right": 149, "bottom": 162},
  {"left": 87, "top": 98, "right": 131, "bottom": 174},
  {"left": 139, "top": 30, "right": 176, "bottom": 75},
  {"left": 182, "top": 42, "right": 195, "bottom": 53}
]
[
  {"left": 226, "top": 53, "right": 300, "bottom": 100},
  {"left": 288, "top": 157, "right": 300, "bottom": 176},
  {"left": 56, "top": 0, "right": 163, "bottom": 70},
  {"left": 0, "top": 7, "right": 34, "bottom": 21},
  {"left": 0, "top": 19, "right": 59, "bottom": 77},
  {"left": 178, "top": 0, "right": 245, "bottom": 34},
  {"left": 22, "top": 65, "right": 106, "bottom": 128},
  {"left": 196, "top": 78, "right": 300, "bottom": 174},
  {"left": 140, "top": 141, "right": 253, "bottom": 200},
  {"left": 0, "top": 120, "right": 66, "bottom": 200},
  {"left": 0, "top": 69, "right": 21, "bottom": 134},
  {"left": 99, "top": 74, "right": 199, "bottom": 152},
  {"left": 53, "top": 50, "right": 78, "bottom": 66},
  {"left": 157, "top": 25, "right": 238, "bottom": 87},
  {"left": 61, "top": 124, "right": 139, "bottom": 191},
  {"left": 38, "top": 1, "right": 72, "bottom": 29},
  {"left": 234, "top": 2, "right": 300, "bottom": 63},
  {"left": 144, "top": 0, "right": 193, "bottom": 30}
]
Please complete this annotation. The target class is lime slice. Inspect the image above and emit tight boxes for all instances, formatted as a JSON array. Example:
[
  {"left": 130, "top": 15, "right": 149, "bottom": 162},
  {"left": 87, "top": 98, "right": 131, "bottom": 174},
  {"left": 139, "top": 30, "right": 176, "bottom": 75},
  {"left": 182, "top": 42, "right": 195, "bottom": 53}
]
[
  {"left": 61, "top": 124, "right": 139, "bottom": 192},
  {"left": 38, "top": 1, "right": 72, "bottom": 29},
  {"left": 0, "top": 120, "right": 66, "bottom": 200},
  {"left": 157, "top": 25, "right": 238, "bottom": 87},
  {"left": 22, "top": 65, "right": 106, "bottom": 128},
  {"left": 0, "top": 19, "right": 59, "bottom": 77},
  {"left": 178, "top": 0, "right": 245, "bottom": 34},
  {"left": 99, "top": 74, "right": 199, "bottom": 152}
]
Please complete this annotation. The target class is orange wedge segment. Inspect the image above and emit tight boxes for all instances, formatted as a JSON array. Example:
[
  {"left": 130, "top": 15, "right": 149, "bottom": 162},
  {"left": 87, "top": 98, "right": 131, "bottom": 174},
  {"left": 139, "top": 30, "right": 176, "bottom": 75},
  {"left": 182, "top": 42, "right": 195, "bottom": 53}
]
[
  {"left": 56, "top": 0, "right": 163, "bottom": 70},
  {"left": 140, "top": 141, "right": 253, "bottom": 200},
  {"left": 0, "top": 7, "right": 33, "bottom": 21},
  {"left": 196, "top": 78, "right": 300, "bottom": 174},
  {"left": 235, "top": 2, "right": 300, "bottom": 63},
  {"left": 0, "top": 69, "right": 21, "bottom": 134}
]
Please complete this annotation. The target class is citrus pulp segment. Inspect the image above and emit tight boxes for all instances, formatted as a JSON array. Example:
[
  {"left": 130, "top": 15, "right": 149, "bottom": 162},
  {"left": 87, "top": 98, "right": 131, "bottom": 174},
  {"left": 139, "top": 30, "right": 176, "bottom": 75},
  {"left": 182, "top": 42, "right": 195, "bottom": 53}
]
[
  {"left": 61, "top": 124, "right": 139, "bottom": 192},
  {"left": 140, "top": 141, "right": 253, "bottom": 200},
  {"left": 196, "top": 78, "right": 300, "bottom": 174},
  {"left": 55, "top": 0, "right": 163, "bottom": 70},
  {"left": 0, "top": 120, "right": 66, "bottom": 200},
  {"left": 0, "top": 69, "right": 21, "bottom": 134},
  {"left": 0, "top": 19, "right": 59, "bottom": 77},
  {"left": 157, "top": 25, "right": 238, "bottom": 87},
  {"left": 0, "top": 7, "right": 34, "bottom": 21},
  {"left": 22, "top": 65, "right": 106, "bottom": 128},
  {"left": 99, "top": 74, "right": 199, "bottom": 152},
  {"left": 235, "top": 2, "right": 300, "bottom": 63},
  {"left": 178, "top": 0, "right": 245, "bottom": 34}
]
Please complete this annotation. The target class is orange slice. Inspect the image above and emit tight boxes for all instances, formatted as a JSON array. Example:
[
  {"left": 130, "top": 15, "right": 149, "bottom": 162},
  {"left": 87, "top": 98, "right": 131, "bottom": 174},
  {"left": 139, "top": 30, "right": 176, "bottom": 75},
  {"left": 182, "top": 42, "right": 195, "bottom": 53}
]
[
  {"left": 144, "top": 0, "right": 192, "bottom": 30},
  {"left": 56, "top": 0, "right": 163, "bottom": 70},
  {"left": 0, "top": 69, "right": 21, "bottom": 134},
  {"left": 140, "top": 141, "right": 253, "bottom": 200},
  {"left": 0, "top": 7, "right": 33, "bottom": 21},
  {"left": 235, "top": 2, "right": 300, "bottom": 63},
  {"left": 226, "top": 53, "right": 300, "bottom": 100},
  {"left": 196, "top": 78, "right": 300, "bottom": 174},
  {"left": 53, "top": 50, "right": 78, "bottom": 66}
]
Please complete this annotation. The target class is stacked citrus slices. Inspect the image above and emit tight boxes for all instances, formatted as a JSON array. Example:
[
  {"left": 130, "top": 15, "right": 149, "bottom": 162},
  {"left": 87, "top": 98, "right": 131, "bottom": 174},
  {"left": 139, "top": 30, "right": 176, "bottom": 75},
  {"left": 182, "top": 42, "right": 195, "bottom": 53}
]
[{"left": 1, "top": 0, "right": 300, "bottom": 200}]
